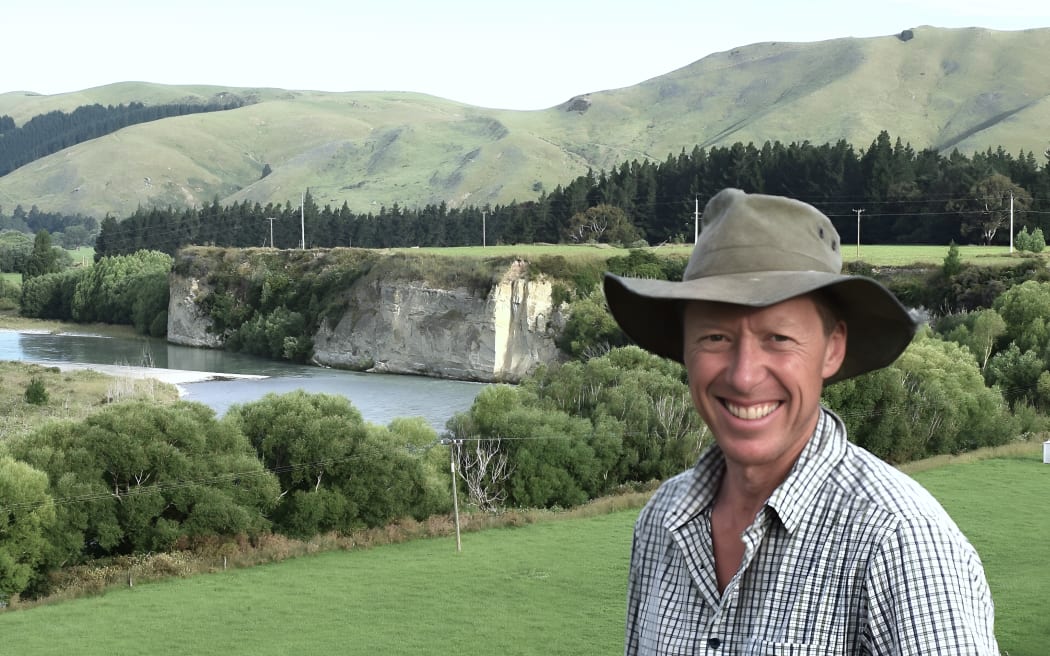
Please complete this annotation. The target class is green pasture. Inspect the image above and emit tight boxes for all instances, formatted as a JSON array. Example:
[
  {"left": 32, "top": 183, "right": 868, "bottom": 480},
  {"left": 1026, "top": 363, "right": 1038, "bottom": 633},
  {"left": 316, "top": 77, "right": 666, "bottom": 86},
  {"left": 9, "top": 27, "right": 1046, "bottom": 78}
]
[
  {"left": 0, "top": 450, "right": 1045, "bottom": 655},
  {"left": 400, "top": 243, "right": 1025, "bottom": 268},
  {"left": 911, "top": 452, "right": 1048, "bottom": 655},
  {"left": 69, "top": 245, "right": 94, "bottom": 265}
]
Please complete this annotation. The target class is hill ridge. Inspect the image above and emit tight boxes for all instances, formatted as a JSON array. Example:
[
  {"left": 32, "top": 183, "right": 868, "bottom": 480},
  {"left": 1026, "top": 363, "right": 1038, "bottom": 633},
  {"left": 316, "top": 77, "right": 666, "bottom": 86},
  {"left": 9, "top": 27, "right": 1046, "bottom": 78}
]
[{"left": 1, "top": 26, "right": 1049, "bottom": 218}]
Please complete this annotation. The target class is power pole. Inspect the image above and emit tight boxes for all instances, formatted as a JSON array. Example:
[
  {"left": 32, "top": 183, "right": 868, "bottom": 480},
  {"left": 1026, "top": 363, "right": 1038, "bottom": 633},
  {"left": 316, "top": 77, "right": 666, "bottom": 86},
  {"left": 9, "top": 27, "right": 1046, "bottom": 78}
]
[
  {"left": 482, "top": 211, "right": 487, "bottom": 247},
  {"left": 300, "top": 191, "right": 306, "bottom": 250},
  {"left": 1009, "top": 191, "right": 1015, "bottom": 254},
  {"left": 442, "top": 438, "right": 463, "bottom": 552},
  {"left": 264, "top": 217, "right": 277, "bottom": 248},
  {"left": 694, "top": 196, "right": 700, "bottom": 243},
  {"left": 853, "top": 209, "right": 865, "bottom": 258}
]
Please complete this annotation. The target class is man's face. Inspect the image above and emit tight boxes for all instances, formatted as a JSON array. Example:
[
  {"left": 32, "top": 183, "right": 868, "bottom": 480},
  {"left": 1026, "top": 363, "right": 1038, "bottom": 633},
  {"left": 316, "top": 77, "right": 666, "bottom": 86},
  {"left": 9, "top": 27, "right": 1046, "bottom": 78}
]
[{"left": 682, "top": 295, "right": 846, "bottom": 474}]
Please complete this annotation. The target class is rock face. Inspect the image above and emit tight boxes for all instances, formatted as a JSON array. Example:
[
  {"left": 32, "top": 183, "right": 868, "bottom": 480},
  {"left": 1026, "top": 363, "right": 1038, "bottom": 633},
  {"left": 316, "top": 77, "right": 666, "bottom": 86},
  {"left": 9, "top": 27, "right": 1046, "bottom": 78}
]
[
  {"left": 168, "top": 275, "right": 225, "bottom": 348},
  {"left": 167, "top": 259, "right": 566, "bottom": 382}
]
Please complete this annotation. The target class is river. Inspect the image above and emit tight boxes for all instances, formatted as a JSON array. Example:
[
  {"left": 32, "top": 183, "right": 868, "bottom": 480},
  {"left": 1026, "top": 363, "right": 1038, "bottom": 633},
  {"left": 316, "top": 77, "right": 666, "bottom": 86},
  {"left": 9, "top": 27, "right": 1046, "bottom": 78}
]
[{"left": 0, "top": 329, "right": 487, "bottom": 431}]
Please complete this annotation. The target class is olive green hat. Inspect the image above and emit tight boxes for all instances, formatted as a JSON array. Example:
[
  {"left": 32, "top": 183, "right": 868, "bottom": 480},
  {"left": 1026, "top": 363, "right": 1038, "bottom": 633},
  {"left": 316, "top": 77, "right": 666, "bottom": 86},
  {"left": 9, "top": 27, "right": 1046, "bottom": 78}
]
[{"left": 603, "top": 188, "right": 917, "bottom": 384}]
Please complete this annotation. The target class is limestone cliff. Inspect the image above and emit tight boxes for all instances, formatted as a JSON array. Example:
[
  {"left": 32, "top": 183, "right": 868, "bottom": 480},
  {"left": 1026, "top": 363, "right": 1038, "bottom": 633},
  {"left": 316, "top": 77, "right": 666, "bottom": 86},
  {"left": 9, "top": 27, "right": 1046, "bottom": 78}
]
[
  {"left": 168, "top": 275, "right": 226, "bottom": 348},
  {"left": 167, "top": 254, "right": 566, "bottom": 382}
]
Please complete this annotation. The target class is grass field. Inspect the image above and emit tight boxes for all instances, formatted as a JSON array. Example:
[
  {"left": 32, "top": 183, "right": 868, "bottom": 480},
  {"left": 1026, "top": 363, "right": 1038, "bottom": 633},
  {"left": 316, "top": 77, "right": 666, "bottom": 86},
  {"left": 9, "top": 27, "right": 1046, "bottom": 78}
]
[
  {"left": 0, "top": 447, "right": 1044, "bottom": 655},
  {"left": 400, "top": 243, "right": 1028, "bottom": 268},
  {"left": 911, "top": 451, "right": 1049, "bottom": 655}
]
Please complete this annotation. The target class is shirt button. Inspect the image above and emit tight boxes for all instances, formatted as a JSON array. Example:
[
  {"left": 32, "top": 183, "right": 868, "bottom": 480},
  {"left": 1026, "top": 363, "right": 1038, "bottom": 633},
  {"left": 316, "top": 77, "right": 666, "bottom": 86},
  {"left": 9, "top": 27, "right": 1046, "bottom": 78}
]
[{"left": 708, "top": 637, "right": 721, "bottom": 649}]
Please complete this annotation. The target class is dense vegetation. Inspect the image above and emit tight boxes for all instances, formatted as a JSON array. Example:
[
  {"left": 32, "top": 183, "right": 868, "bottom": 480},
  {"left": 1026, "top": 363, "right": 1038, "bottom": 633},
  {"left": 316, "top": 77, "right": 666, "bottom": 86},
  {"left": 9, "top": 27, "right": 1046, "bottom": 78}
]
[
  {"left": 19, "top": 250, "right": 172, "bottom": 337},
  {"left": 0, "top": 99, "right": 248, "bottom": 177},
  {"left": 0, "top": 392, "right": 449, "bottom": 600},
  {"left": 5, "top": 240, "right": 1050, "bottom": 604},
  {"left": 92, "top": 131, "right": 1050, "bottom": 257}
]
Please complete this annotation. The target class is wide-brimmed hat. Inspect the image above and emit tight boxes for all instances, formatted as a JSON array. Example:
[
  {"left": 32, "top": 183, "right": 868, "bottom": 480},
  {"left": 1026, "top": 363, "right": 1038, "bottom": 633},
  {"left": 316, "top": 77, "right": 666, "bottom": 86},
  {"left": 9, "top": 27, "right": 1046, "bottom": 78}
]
[{"left": 603, "top": 188, "right": 917, "bottom": 384}]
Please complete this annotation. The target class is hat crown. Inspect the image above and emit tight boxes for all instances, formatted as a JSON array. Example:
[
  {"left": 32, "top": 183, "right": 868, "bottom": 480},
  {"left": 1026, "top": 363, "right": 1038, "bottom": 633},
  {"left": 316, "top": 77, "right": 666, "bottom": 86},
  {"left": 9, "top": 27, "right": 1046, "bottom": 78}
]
[{"left": 684, "top": 188, "right": 843, "bottom": 281}]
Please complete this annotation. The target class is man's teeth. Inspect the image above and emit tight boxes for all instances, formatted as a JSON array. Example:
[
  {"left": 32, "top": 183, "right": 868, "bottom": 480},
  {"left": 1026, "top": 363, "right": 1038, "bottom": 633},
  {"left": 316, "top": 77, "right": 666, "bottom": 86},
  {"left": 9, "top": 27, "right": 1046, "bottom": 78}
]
[{"left": 725, "top": 401, "right": 779, "bottom": 420}]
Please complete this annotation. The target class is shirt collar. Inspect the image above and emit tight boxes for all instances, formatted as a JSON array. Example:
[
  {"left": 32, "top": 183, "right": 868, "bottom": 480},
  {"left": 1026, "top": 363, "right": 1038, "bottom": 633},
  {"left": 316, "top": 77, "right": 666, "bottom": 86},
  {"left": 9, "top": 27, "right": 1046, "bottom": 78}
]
[
  {"left": 662, "top": 407, "right": 847, "bottom": 535},
  {"left": 765, "top": 408, "right": 848, "bottom": 534},
  {"left": 663, "top": 441, "right": 725, "bottom": 532}
]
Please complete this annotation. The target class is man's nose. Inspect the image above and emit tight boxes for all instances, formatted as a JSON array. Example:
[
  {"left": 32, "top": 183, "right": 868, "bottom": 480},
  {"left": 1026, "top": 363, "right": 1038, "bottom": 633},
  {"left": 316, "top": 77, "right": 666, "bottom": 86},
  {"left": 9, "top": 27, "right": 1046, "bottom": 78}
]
[{"left": 725, "top": 337, "right": 764, "bottom": 391}]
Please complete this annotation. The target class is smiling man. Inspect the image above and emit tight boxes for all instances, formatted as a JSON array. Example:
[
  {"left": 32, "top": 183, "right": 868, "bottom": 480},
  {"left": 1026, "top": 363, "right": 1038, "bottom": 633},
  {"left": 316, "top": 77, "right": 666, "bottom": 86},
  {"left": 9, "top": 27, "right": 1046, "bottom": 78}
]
[{"left": 604, "top": 189, "right": 999, "bottom": 655}]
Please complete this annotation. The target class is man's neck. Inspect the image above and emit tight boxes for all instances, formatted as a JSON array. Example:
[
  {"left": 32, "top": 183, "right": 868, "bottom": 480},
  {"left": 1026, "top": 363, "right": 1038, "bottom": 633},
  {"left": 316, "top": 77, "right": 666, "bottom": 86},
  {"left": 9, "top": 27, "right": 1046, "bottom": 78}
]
[{"left": 715, "top": 461, "right": 791, "bottom": 520}]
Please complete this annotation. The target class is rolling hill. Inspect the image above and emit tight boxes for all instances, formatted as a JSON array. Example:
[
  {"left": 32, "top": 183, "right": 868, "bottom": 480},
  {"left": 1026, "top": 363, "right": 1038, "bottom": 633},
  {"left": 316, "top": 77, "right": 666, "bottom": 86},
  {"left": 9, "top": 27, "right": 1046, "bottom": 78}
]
[{"left": 1, "top": 25, "right": 1049, "bottom": 219}]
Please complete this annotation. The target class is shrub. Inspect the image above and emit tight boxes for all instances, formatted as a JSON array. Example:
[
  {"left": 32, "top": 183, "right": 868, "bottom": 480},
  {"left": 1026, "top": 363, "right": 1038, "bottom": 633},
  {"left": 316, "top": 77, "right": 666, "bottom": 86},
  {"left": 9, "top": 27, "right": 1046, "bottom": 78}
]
[
  {"left": 942, "top": 241, "right": 963, "bottom": 276},
  {"left": 9, "top": 401, "right": 280, "bottom": 585},
  {"left": 24, "top": 377, "right": 49, "bottom": 405},
  {"left": 1029, "top": 228, "right": 1046, "bottom": 253},
  {"left": 1014, "top": 228, "right": 1032, "bottom": 253}
]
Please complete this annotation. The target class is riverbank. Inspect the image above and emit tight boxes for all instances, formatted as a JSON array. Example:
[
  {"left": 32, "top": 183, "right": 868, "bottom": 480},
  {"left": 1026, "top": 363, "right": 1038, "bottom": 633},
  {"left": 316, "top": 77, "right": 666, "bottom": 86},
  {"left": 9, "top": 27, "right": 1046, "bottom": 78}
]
[
  {"left": 0, "top": 360, "right": 182, "bottom": 443},
  {"left": 0, "top": 311, "right": 140, "bottom": 337},
  {"left": 44, "top": 362, "right": 267, "bottom": 386},
  {"left": 0, "top": 317, "right": 268, "bottom": 389}
]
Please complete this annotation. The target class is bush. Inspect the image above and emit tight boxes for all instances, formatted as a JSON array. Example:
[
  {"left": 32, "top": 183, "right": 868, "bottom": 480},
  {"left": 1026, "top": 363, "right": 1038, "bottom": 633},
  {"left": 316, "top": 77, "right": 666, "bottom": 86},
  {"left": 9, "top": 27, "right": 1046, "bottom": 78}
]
[
  {"left": 556, "top": 289, "right": 628, "bottom": 358},
  {"left": 19, "top": 269, "right": 85, "bottom": 320},
  {"left": 71, "top": 250, "right": 173, "bottom": 324},
  {"left": 1029, "top": 228, "right": 1046, "bottom": 253},
  {"left": 824, "top": 332, "right": 1016, "bottom": 461},
  {"left": 942, "top": 241, "right": 963, "bottom": 276},
  {"left": 226, "top": 391, "right": 440, "bottom": 535},
  {"left": 8, "top": 401, "right": 280, "bottom": 594},
  {"left": 130, "top": 270, "right": 170, "bottom": 336},
  {"left": 1014, "top": 229, "right": 1032, "bottom": 253},
  {"left": 228, "top": 307, "right": 312, "bottom": 362},
  {"left": 1015, "top": 227, "right": 1046, "bottom": 254},
  {"left": 24, "top": 377, "right": 48, "bottom": 405}
]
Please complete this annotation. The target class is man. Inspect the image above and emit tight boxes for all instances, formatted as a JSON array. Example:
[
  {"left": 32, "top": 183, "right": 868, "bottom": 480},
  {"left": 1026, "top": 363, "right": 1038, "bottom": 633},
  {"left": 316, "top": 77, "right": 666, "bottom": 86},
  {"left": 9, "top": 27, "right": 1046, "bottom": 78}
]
[{"left": 604, "top": 189, "right": 998, "bottom": 654}]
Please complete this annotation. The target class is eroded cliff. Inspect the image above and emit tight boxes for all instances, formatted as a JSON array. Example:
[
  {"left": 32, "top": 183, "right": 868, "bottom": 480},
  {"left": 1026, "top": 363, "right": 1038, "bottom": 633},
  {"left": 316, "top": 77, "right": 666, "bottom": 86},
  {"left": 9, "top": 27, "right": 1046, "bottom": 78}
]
[{"left": 167, "top": 249, "right": 566, "bottom": 382}]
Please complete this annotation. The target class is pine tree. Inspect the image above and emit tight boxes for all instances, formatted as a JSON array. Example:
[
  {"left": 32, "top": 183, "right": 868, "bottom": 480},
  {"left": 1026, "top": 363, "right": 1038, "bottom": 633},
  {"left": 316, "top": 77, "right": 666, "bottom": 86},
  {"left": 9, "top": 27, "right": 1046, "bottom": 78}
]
[{"left": 22, "top": 230, "right": 60, "bottom": 279}]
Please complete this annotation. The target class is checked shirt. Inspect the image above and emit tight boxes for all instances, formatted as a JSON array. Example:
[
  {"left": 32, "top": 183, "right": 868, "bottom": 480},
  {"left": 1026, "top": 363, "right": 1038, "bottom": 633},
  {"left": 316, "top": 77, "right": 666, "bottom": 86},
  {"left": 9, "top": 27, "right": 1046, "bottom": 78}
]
[{"left": 625, "top": 408, "right": 999, "bottom": 655}]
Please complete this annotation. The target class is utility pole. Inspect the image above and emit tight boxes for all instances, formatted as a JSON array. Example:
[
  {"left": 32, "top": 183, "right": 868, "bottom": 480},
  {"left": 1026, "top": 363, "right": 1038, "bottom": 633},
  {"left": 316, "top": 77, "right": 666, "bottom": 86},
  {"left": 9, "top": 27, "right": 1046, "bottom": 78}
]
[
  {"left": 482, "top": 210, "right": 487, "bottom": 247},
  {"left": 442, "top": 438, "right": 462, "bottom": 552},
  {"left": 264, "top": 217, "right": 277, "bottom": 248},
  {"left": 853, "top": 209, "right": 865, "bottom": 258},
  {"left": 300, "top": 191, "right": 306, "bottom": 250},
  {"left": 1009, "top": 191, "right": 1015, "bottom": 254},
  {"left": 694, "top": 196, "right": 700, "bottom": 243}
]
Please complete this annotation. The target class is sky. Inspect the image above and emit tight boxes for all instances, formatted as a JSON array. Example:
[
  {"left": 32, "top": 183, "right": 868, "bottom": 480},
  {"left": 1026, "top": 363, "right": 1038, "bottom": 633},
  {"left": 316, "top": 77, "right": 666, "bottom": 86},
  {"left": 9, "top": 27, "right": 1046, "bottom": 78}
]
[{"left": 7, "top": 0, "right": 1050, "bottom": 110}]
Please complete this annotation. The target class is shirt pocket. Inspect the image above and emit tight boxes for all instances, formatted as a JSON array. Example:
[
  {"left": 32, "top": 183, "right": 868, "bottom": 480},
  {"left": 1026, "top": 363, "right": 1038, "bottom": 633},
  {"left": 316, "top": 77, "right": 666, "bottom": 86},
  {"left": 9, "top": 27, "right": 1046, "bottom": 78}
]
[{"left": 745, "top": 641, "right": 832, "bottom": 656}]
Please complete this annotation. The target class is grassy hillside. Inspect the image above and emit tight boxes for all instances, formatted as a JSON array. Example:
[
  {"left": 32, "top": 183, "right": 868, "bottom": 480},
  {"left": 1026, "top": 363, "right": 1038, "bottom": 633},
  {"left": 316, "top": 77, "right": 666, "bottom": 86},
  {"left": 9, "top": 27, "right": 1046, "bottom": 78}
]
[{"left": 1, "top": 27, "right": 1049, "bottom": 219}]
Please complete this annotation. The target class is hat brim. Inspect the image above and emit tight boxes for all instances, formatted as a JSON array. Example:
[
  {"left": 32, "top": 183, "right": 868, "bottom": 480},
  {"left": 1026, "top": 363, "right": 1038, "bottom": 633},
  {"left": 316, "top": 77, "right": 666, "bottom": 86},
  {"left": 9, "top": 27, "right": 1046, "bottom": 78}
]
[{"left": 603, "top": 271, "right": 917, "bottom": 384}]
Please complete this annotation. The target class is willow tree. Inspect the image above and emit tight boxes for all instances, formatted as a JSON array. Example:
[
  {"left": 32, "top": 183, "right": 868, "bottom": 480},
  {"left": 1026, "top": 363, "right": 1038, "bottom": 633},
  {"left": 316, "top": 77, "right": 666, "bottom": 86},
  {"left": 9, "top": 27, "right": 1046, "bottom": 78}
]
[{"left": 949, "top": 173, "right": 1033, "bottom": 245}]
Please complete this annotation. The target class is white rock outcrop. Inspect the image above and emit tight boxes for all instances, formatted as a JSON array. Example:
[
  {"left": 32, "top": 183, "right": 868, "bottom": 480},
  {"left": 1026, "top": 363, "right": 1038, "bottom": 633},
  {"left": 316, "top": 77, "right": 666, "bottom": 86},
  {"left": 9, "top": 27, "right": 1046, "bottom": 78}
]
[
  {"left": 168, "top": 259, "right": 565, "bottom": 382},
  {"left": 167, "top": 275, "right": 225, "bottom": 348}
]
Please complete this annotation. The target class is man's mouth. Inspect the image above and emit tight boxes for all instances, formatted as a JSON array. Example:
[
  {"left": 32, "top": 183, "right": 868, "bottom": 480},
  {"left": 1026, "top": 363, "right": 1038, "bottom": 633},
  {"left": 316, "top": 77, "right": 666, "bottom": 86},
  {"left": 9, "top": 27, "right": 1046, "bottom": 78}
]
[{"left": 723, "top": 400, "right": 780, "bottom": 420}]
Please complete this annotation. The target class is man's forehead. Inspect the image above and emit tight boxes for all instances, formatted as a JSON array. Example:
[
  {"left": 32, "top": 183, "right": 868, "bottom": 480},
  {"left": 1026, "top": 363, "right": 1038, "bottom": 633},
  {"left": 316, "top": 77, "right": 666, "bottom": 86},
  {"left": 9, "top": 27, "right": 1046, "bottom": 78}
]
[{"left": 683, "top": 294, "right": 821, "bottom": 321}]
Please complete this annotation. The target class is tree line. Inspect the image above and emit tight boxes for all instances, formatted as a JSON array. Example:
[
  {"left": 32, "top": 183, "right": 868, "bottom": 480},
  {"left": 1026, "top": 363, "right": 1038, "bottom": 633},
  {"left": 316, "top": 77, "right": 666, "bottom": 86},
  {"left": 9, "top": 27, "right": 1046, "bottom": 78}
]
[
  {"left": 0, "top": 205, "right": 98, "bottom": 250},
  {"left": 91, "top": 131, "right": 1050, "bottom": 259},
  {"left": 0, "top": 98, "right": 249, "bottom": 176}
]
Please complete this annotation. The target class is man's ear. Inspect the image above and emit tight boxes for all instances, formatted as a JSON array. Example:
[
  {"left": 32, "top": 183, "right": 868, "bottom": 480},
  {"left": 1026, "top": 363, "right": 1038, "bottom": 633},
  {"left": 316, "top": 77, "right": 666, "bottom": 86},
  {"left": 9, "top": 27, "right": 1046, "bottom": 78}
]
[{"left": 822, "top": 321, "right": 847, "bottom": 379}]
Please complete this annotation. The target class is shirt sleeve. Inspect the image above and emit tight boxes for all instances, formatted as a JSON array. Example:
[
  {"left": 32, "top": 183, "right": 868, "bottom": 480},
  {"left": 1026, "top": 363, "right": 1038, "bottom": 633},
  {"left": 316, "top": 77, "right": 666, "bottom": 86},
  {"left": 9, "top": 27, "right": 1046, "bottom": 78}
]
[
  {"left": 624, "top": 520, "right": 643, "bottom": 656},
  {"left": 864, "top": 516, "right": 999, "bottom": 655}
]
